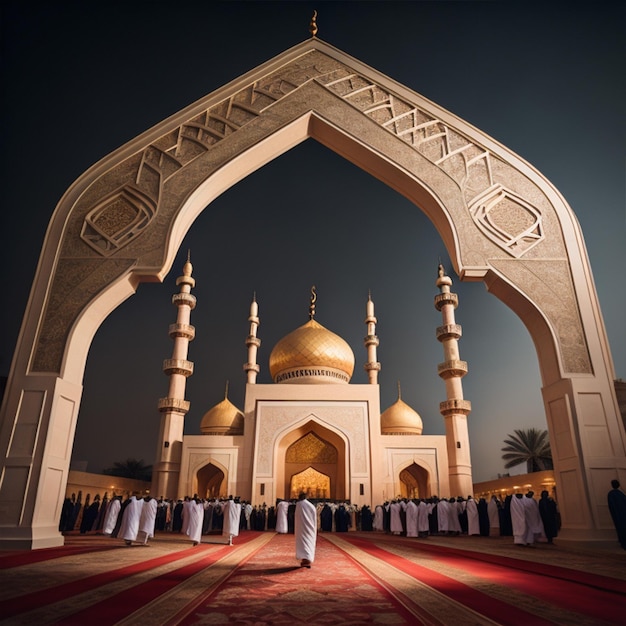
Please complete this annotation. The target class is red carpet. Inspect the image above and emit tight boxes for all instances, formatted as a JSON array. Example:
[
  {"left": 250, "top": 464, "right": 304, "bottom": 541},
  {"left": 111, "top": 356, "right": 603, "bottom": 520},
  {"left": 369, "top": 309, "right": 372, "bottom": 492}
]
[
  {"left": 338, "top": 534, "right": 626, "bottom": 625},
  {"left": 1, "top": 531, "right": 624, "bottom": 625}
]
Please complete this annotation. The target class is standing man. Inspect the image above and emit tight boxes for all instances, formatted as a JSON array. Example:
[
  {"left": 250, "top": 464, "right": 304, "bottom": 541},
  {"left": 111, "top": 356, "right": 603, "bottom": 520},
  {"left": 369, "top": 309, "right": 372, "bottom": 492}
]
[
  {"left": 608, "top": 479, "right": 626, "bottom": 549},
  {"left": 222, "top": 496, "right": 242, "bottom": 545},
  {"left": 295, "top": 492, "right": 317, "bottom": 568}
]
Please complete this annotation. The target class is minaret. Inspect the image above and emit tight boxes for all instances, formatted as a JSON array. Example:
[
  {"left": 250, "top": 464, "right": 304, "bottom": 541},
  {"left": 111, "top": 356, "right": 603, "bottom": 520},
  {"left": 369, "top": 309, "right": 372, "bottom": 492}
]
[
  {"left": 152, "top": 255, "right": 196, "bottom": 500},
  {"left": 244, "top": 294, "right": 261, "bottom": 384},
  {"left": 434, "top": 264, "right": 473, "bottom": 496},
  {"left": 364, "top": 291, "right": 381, "bottom": 384}
]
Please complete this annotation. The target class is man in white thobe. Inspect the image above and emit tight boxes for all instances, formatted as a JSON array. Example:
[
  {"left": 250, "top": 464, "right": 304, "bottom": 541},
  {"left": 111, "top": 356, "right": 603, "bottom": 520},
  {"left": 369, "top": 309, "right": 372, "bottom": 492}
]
[
  {"left": 186, "top": 498, "right": 205, "bottom": 545},
  {"left": 275, "top": 499, "right": 289, "bottom": 534},
  {"left": 510, "top": 493, "right": 531, "bottom": 545},
  {"left": 466, "top": 496, "right": 480, "bottom": 536},
  {"left": 118, "top": 494, "right": 144, "bottom": 545},
  {"left": 137, "top": 496, "right": 158, "bottom": 544},
  {"left": 222, "top": 497, "right": 242, "bottom": 544},
  {"left": 295, "top": 492, "right": 317, "bottom": 568},
  {"left": 488, "top": 496, "right": 501, "bottom": 536},
  {"left": 102, "top": 496, "right": 122, "bottom": 536},
  {"left": 405, "top": 500, "right": 418, "bottom": 537},
  {"left": 523, "top": 492, "right": 546, "bottom": 544}
]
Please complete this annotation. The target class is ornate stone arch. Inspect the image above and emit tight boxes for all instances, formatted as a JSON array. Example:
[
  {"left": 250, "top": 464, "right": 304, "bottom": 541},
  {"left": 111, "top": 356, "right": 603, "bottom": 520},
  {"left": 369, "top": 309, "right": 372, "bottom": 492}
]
[{"left": 0, "top": 38, "right": 623, "bottom": 548}]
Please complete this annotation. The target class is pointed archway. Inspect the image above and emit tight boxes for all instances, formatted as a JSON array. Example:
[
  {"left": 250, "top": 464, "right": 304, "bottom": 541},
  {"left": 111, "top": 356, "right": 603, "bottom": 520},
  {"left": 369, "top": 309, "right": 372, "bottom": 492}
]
[
  {"left": 196, "top": 463, "right": 226, "bottom": 500},
  {"left": 399, "top": 463, "right": 430, "bottom": 499},
  {"left": 277, "top": 421, "right": 346, "bottom": 502},
  {"left": 0, "top": 38, "right": 623, "bottom": 548}
]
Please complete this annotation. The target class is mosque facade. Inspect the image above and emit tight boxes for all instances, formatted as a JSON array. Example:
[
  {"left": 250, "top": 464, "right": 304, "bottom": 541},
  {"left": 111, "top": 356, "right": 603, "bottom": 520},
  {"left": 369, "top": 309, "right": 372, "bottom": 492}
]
[{"left": 152, "top": 259, "right": 473, "bottom": 505}]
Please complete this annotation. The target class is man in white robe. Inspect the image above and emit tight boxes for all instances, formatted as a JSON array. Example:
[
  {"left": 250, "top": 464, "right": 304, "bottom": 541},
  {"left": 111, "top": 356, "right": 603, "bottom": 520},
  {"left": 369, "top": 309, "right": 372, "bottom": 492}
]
[
  {"left": 405, "top": 500, "right": 418, "bottom": 537},
  {"left": 102, "top": 496, "right": 122, "bottom": 536},
  {"left": 436, "top": 498, "right": 450, "bottom": 534},
  {"left": 488, "top": 496, "right": 501, "bottom": 536},
  {"left": 222, "top": 497, "right": 242, "bottom": 544},
  {"left": 373, "top": 504, "right": 384, "bottom": 531},
  {"left": 523, "top": 492, "right": 546, "bottom": 544},
  {"left": 417, "top": 500, "right": 431, "bottom": 536},
  {"left": 137, "top": 496, "right": 158, "bottom": 545},
  {"left": 389, "top": 500, "right": 405, "bottom": 535},
  {"left": 275, "top": 499, "right": 289, "bottom": 533},
  {"left": 186, "top": 498, "right": 205, "bottom": 545},
  {"left": 466, "top": 496, "right": 480, "bottom": 536},
  {"left": 510, "top": 493, "right": 532, "bottom": 545},
  {"left": 295, "top": 493, "right": 317, "bottom": 568},
  {"left": 118, "top": 495, "right": 144, "bottom": 545}
]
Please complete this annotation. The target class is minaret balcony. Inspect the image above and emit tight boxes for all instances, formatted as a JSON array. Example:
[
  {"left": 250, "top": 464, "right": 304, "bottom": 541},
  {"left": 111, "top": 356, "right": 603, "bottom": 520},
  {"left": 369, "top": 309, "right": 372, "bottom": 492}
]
[
  {"left": 364, "top": 361, "right": 381, "bottom": 372},
  {"left": 439, "top": 398, "right": 472, "bottom": 415},
  {"left": 158, "top": 397, "right": 190, "bottom": 414},
  {"left": 436, "top": 323, "right": 462, "bottom": 341},
  {"left": 243, "top": 362, "right": 260, "bottom": 373},
  {"left": 437, "top": 359, "right": 468, "bottom": 378},
  {"left": 246, "top": 335, "right": 261, "bottom": 348},
  {"left": 364, "top": 334, "right": 379, "bottom": 347},
  {"left": 162, "top": 358, "right": 194, "bottom": 376},
  {"left": 168, "top": 323, "right": 195, "bottom": 340},
  {"left": 434, "top": 292, "right": 458, "bottom": 311},
  {"left": 172, "top": 292, "right": 197, "bottom": 309}
]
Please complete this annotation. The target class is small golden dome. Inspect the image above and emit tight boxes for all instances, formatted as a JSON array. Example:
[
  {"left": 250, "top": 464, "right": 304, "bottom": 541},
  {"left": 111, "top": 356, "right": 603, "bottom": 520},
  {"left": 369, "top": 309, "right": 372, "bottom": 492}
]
[
  {"left": 269, "top": 319, "right": 355, "bottom": 384},
  {"left": 200, "top": 395, "right": 244, "bottom": 435},
  {"left": 381, "top": 387, "right": 423, "bottom": 435}
]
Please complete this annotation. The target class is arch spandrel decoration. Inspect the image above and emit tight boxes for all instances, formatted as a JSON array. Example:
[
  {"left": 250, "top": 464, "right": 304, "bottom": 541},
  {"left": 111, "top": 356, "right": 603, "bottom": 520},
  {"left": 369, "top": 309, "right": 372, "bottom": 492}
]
[
  {"left": 2, "top": 37, "right": 622, "bottom": 549},
  {"left": 35, "top": 40, "right": 584, "bottom": 377}
]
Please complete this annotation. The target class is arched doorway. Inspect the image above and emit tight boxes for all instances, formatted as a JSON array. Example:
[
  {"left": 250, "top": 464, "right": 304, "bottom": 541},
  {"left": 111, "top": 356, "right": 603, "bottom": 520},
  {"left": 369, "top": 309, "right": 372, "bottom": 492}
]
[
  {"left": 399, "top": 463, "right": 430, "bottom": 499},
  {"left": 277, "top": 420, "right": 347, "bottom": 502},
  {"left": 285, "top": 432, "right": 337, "bottom": 499},
  {"left": 0, "top": 37, "right": 622, "bottom": 548},
  {"left": 196, "top": 463, "right": 225, "bottom": 500}
]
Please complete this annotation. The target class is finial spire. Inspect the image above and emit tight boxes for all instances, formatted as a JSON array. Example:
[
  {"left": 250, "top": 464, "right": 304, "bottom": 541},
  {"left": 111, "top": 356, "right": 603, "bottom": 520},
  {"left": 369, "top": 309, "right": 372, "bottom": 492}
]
[
  {"left": 309, "top": 286, "right": 317, "bottom": 320},
  {"left": 309, "top": 10, "right": 318, "bottom": 37},
  {"left": 397, "top": 381, "right": 402, "bottom": 400},
  {"left": 224, "top": 380, "right": 229, "bottom": 399}
]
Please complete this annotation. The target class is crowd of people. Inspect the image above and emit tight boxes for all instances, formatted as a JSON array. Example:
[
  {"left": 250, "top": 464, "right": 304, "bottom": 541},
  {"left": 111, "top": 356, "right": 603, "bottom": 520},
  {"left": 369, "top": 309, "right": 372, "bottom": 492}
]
[{"left": 59, "top": 489, "right": 564, "bottom": 550}]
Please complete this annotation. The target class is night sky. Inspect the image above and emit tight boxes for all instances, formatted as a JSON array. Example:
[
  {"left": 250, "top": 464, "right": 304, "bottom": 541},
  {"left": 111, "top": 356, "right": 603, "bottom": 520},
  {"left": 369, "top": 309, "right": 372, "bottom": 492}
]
[{"left": 1, "top": 1, "right": 624, "bottom": 484}]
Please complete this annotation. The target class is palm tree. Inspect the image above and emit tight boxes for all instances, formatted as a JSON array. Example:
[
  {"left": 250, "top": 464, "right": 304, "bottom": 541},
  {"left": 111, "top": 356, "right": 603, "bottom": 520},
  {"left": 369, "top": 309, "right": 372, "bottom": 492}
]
[
  {"left": 102, "top": 458, "right": 153, "bottom": 481},
  {"left": 501, "top": 428, "right": 553, "bottom": 473}
]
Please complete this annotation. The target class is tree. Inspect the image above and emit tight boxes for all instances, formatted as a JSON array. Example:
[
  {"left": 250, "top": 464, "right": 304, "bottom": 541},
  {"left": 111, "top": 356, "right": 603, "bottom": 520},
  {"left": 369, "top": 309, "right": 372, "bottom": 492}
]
[
  {"left": 501, "top": 428, "right": 553, "bottom": 473},
  {"left": 102, "top": 458, "right": 153, "bottom": 481}
]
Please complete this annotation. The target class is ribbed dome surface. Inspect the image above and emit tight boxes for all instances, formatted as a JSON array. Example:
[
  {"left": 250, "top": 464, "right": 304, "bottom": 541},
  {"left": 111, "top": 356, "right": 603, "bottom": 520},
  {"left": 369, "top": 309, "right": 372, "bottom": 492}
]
[
  {"left": 381, "top": 397, "right": 423, "bottom": 435},
  {"left": 200, "top": 397, "right": 244, "bottom": 435},
  {"left": 269, "top": 319, "right": 355, "bottom": 384}
]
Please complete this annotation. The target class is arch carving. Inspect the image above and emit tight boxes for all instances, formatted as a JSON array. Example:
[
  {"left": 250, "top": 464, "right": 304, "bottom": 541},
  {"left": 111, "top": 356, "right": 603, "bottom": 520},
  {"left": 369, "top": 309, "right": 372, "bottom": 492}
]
[{"left": 0, "top": 38, "right": 623, "bottom": 549}]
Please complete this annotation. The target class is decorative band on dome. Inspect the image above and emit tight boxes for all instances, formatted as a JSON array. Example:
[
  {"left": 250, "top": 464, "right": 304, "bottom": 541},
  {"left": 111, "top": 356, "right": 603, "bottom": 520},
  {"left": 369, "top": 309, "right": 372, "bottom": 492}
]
[{"left": 274, "top": 366, "right": 350, "bottom": 384}]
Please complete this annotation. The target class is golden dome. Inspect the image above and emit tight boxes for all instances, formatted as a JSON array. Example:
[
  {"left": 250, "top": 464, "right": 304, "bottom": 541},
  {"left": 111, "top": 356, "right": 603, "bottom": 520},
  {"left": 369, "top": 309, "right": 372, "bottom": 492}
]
[
  {"left": 381, "top": 389, "right": 423, "bottom": 435},
  {"left": 200, "top": 394, "right": 244, "bottom": 435},
  {"left": 269, "top": 319, "right": 355, "bottom": 384}
]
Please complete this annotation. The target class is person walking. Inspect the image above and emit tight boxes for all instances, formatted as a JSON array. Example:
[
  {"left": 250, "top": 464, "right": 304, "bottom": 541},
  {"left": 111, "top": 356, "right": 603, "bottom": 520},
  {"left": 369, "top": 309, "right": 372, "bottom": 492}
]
[{"left": 295, "top": 492, "right": 317, "bottom": 568}]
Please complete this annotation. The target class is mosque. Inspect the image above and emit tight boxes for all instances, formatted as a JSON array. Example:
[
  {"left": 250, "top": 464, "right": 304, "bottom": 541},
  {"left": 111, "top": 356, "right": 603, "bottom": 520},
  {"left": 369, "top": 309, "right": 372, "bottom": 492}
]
[{"left": 152, "top": 259, "right": 472, "bottom": 505}]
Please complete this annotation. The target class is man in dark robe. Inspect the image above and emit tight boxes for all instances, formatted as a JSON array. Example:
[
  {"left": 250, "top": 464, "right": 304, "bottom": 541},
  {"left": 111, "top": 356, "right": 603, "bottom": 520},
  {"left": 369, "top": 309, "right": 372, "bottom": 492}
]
[
  {"left": 319, "top": 503, "right": 332, "bottom": 531},
  {"left": 287, "top": 500, "right": 296, "bottom": 534},
  {"left": 360, "top": 505, "right": 374, "bottom": 531},
  {"left": 335, "top": 504, "right": 350, "bottom": 532},
  {"left": 500, "top": 494, "right": 513, "bottom": 536},
  {"left": 477, "top": 497, "right": 490, "bottom": 536},
  {"left": 608, "top": 479, "right": 626, "bottom": 549},
  {"left": 538, "top": 490, "right": 559, "bottom": 543}
]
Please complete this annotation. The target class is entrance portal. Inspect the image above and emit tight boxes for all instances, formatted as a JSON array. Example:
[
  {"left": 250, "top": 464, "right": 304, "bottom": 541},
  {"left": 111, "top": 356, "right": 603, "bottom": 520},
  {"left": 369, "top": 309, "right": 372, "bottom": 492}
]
[
  {"left": 0, "top": 37, "right": 623, "bottom": 548},
  {"left": 285, "top": 431, "right": 338, "bottom": 500},
  {"left": 197, "top": 463, "right": 225, "bottom": 499}
]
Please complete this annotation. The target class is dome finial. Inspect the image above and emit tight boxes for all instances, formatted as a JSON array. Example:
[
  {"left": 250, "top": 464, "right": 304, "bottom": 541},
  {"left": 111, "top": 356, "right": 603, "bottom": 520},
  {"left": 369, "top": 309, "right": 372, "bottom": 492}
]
[
  {"left": 309, "top": 10, "right": 318, "bottom": 37},
  {"left": 224, "top": 380, "right": 229, "bottom": 399},
  {"left": 397, "top": 380, "right": 402, "bottom": 400},
  {"left": 309, "top": 285, "right": 317, "bottom": 320}
]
